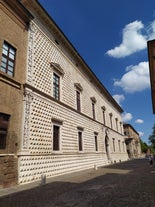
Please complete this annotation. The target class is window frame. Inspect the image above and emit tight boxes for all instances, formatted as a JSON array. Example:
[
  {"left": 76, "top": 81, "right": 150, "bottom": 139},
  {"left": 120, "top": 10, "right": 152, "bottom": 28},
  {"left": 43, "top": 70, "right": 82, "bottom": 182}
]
[
  {"left": 53, "top": 72, "right": 60, "bottom": 100},
  {"left": 77, "top": 126, "right": 84, "bottom": 152},
  {"left": 0, "top": 41, "right": 16, "bottom": 77},
  {"left": 0, "top": 113, "right": 10, "bottom": 150},
  {"left": 76, "top": 90, "right": 81, "bottom": 112},
  {"left": 52, "top": 118, "right": 63, "bottom": 153},
  {"left": 95, "top": 135, "right": 98, "bottom": 152},
  {"left": 53, "top": 125, "right": 60, "bottom": 151}
]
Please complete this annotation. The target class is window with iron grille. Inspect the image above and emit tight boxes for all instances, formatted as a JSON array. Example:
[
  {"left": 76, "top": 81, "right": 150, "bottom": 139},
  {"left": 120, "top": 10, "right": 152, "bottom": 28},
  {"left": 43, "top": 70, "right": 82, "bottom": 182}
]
[
  {"left": 76, "top": 90, "right": 81, "bottom": 111},
  {"left": 53, "top": 125, "right": 59, "bottom": 151},
  {"left": 0, "top": 41, "right": 16, "bottom": 77},
  {"left": 53, "top": 73, "right": 60, "bottom": 100},
  {"left": 0, "top": 113, "right": 10, "bottom": 149}
]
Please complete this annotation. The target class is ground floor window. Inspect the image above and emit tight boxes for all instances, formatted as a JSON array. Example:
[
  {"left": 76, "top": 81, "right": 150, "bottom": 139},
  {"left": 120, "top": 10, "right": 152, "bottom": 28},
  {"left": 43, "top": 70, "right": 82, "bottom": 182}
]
[
  {"left": 78, "top": 131, "right": 83, "bottom": 151},
  {"left": 53, "top": 125, "right": 60, "bottom": 151},
  {"left": 0, "top": 113, "right": 10, "bottom": 149},
  {"left": 95, "top": 135, "right": 98, "bottom": 151}
]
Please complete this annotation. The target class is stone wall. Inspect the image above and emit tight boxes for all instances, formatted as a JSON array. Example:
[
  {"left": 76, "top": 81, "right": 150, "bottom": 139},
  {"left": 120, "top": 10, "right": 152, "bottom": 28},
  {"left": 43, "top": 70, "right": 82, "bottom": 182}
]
[{"left": 0, "top": 155, "right": 18, "bottom": 188}]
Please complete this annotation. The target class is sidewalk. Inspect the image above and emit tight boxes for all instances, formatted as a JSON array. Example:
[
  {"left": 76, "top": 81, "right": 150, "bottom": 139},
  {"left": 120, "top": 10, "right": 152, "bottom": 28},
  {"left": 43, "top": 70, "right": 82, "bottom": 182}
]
[{"left": 0, "top": 159, "right": 155, "bottom": 207}]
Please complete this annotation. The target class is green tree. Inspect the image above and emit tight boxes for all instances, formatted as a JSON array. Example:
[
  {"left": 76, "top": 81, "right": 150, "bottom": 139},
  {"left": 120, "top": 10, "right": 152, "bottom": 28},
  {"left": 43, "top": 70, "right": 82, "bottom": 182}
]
[
  {"left": 148, "top": 124, "right": 155, "bottom": 149},
  {"left": 140, "top": 139, "right": 148, "bottom": 153}
]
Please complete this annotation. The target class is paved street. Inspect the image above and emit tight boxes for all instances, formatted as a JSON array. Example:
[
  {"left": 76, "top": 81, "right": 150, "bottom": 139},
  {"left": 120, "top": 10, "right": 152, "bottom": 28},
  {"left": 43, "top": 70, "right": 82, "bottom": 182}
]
[{"left": 0, "top": 159, "right": 155, "bottom": 207}]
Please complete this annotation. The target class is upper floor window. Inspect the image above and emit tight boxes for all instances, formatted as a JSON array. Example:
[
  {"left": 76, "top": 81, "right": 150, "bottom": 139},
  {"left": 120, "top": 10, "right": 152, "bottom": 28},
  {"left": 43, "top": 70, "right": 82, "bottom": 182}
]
[
  {"left": 109, "top": 113, "right": 113, "bottom": 129},
  {"left": 94, "top": 132, "right": 98, "bottom": 152},
  {"left": 120, "top": 122, "right": 123, "bottom": 134},
  {"left": 115, "top": 118, "right": 118, "bottom": 131},
  {"left": 1, "top": 41, "right": 16, "bottom": 77},
  {"left": 91, "top": 97, "right": 96, "bottom": 120},
  {"left": 92, "top": 102, "right": 95, "bottom": 119},
  {"left": 0, "top": 113, "right": 10, "bottom": 149},
  {"left": 53, "top": 73, "right": 60, "bottom": 100},
  {"left": 112, "top": 138, "right": 115, "bottom": 152},
  {"left": 74, "top": 83, "right": 83, "bottom": 112},
  {"left": 101, "top": 106, "right": 106, "bottom": 125},
  {"left": 118, "top": 140, "right": 121, "bottom": 152},
  {"left": 76, "top": 90, "right": 81, "bottom": 112},
  {"left": 51, "top": 62, "right": 64, "bottom": 101}
]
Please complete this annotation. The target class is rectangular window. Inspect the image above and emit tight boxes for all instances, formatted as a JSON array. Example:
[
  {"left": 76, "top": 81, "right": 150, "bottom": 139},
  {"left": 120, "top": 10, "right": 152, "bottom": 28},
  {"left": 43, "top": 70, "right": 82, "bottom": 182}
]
[
  {"left": 53, "top": 73, "right": 60, "bottom": 100},
  {"left": 0, "top": 41, "right": 16, "bottom": 77},
  {"left": 78, "top": 131, "right": 82, "bottom": 151},
  {"left": 103, "top": 111, "right": 106, "bottom": 125},
  {"left": 95, "top": 135, "right": 98, "bottom": 151},
  {"left": 76, "top": 90, "right": 81, "bottom": 111},
  {"left": 0, "top": 113, "right": 10, "bottom": 149},
  {"left": 53, "top": 125, "right": 60, "bottom": 151},
  {"left": 92, "top": 102, "right": 95, "bottom": 119},
  {"left": 112, "top": 138, "right": 115, "bottom": 152},
  {"left": 115, "top": 118, "right": 118, "bottom": 131},
  {"left": 118, "top": 140, "right": 121, "bottom": 152},
  {"left": 109, "top": 113, "right": 113, "bottom": 129}
]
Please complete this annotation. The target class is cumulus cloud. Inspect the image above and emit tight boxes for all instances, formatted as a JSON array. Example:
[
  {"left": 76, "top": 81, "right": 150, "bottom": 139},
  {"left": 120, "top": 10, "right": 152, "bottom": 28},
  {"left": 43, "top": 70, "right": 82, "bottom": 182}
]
[
  {"left": 106, "top": 21, "right": 147, "bottom": 58},
  {"left": 138, "top": 131, "right": 144, "bottom": 137},
  {"left": 114, "top": 61, "right": 150, "bottom": 93},
  {"left": 122, "top": 112, "right": 133, "bottom": 122},
  {"left": 147, "top": 20, "right": 155, "bottom": 40},
  {"left": 135, "top": 119, "right": 144, "bottom": 124},
  {"left": 112, "top": 94, "right": 125, "bottom": 105}
]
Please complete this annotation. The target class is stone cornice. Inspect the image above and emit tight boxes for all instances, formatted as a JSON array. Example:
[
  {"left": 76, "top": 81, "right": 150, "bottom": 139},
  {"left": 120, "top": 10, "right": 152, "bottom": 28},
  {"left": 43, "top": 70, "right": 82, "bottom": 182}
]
[{"left": 1, "top": 0, "right": 33, "bottom": 28}]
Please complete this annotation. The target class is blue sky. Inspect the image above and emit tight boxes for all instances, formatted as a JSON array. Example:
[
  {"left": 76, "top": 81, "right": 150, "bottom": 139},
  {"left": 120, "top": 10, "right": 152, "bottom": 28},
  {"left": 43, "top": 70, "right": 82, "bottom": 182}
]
[{"left": 39, "top": 0, "right": 155, "bottom": 144}]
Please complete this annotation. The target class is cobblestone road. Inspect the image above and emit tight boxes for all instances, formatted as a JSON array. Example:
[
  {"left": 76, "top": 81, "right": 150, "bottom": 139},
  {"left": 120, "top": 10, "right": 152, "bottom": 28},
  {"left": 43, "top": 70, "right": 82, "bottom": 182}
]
[{"left": 0, "top": 159, "right": 155, "bottom": 207}]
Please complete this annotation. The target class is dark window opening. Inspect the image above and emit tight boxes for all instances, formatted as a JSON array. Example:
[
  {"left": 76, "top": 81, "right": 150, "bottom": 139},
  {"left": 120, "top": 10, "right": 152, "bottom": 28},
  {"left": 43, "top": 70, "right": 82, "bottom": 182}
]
[
  {"left": 0, "top": 113, "right": 10, "bottom": 149},
  {"left": 92, "top": 102, "right": 95, "bottom": 119},
  {"left": 53, "top": 125, "right": 59, "bottom": 151},
  {"left": 76, "top": 91, "right": 81, "bottom": 111},
  {"left": 95, "top": 135, "right": 98, "bottom": 151},
  {"left": 78, "top": 131, "right": 82, "bottom": 151}
]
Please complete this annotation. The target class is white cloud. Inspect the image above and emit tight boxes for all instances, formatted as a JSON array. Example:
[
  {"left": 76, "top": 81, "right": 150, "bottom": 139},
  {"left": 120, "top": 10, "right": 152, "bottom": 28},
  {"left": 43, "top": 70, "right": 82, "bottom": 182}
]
[
  {"left": 112, "top": 94, "right": 125, "bottom": 105},
  {"left": 114, "top": 61, "right": 150, "bottom": 93},
  {"left": 147, "top": 20, "right": 155, "bottom": 40},
  {"left": 135, "top": 119, "right": 144, "bottom": 124},
  {"left": 138, "top": 131, "right": 144, "bottom": 137},
  {"left": 106, "top": 21, "right": 147, "bottom": 58},
  {"left": 122, "top": 112, "right": 133, "bottom": 122}
]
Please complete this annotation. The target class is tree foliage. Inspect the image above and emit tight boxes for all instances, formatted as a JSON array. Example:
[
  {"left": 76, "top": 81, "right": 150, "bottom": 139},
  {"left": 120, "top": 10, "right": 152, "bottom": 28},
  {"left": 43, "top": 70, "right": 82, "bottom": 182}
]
[
  {"left": 140, "top": 139, "right": 148, "bottom": 153},
  {"left": 148, "top": 124, "right": 155, "bottom": 149}
]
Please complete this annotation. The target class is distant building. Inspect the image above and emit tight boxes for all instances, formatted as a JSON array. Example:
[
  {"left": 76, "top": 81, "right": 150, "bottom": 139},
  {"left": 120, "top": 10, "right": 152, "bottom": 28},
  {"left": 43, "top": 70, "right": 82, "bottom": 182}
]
[
  {"left": 147, "top": 40, "right": 155, "bottom": 114},
  {"left": 123, "top": 124, "right": 142, "bottom": 159},
  {"left": 0, "top": 0, "right": 129, "bottom": 188}
]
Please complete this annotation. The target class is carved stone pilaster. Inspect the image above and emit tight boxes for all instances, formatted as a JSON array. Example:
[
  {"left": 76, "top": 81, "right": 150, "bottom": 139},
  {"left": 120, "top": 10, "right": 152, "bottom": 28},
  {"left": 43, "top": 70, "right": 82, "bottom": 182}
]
[
  {"left": 27, "top": 22, "right": 35, "bottom": 84},
  {"left": 23, "top": 89, "right": 33, "bottom": 149}
]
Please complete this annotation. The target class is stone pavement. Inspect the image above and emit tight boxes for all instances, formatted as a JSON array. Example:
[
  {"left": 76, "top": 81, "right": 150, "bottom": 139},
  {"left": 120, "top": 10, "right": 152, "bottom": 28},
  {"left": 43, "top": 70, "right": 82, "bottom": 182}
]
[{"left": 0, "top": 158, "right": 155, "bottom": 207}]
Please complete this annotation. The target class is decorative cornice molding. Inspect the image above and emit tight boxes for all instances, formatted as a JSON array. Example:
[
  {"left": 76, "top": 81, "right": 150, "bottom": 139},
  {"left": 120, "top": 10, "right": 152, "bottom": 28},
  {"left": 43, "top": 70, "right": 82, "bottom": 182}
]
[
  {"left": 74, "top": 83, "right": 83, "bottom": 91},
  {"left": 51, "top": 62, "right": 65, "bottom": 76},
  {"left": 90, "top": 97, "right": 97, "bottom": 103}
]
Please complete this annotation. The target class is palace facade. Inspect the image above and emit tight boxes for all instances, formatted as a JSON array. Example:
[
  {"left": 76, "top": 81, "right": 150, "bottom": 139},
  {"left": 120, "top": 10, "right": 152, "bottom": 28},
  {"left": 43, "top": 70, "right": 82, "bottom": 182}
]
[{"left": 0, "top": 0, "right": 129, "bottom": 187}]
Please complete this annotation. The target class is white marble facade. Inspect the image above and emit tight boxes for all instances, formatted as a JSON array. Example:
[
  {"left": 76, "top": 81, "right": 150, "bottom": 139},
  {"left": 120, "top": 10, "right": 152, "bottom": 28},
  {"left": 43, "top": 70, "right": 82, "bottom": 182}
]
[{"left": 19, "top": 1, "right": 128, "bottom": 184}]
